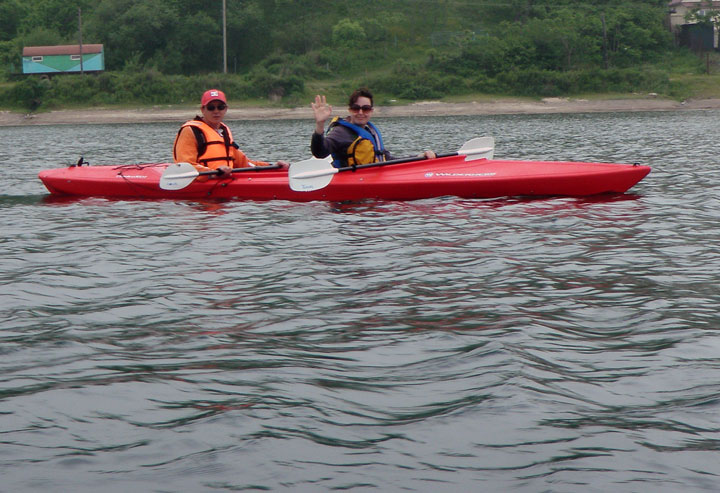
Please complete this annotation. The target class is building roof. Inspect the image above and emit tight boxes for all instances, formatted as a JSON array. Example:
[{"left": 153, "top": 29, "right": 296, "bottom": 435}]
[
  {"left": 668, "top": 0, "right": 720, "bottom": 7},
  {"left": 23, "top": 44, "right": 103, "bottom": 56}
]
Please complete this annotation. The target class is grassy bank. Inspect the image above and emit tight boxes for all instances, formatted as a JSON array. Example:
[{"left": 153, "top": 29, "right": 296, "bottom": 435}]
[{"left": 3, "top": 65, "right": 720, "bottom": 115}]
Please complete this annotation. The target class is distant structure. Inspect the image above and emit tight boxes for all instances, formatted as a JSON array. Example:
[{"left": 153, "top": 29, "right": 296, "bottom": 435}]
[
  {"left": 668, "top": 1, "right": 720, "bottom": 50},
  {"left": 22, "top": 44, "right": 104, "bottom": 75}
]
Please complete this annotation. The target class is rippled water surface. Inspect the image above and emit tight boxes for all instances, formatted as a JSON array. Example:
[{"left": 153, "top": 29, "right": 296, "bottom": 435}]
[{"left": 2, "top": 111, "right": 720, "bottom": 492}]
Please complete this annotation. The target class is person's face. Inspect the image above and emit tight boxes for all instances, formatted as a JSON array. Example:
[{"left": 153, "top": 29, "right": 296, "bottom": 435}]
[
  {"left": 348, "top": 96, "right": 373, "bottom": 126},
  {"left": 201, "top": 99, "right": 227, "bottom": 127}
]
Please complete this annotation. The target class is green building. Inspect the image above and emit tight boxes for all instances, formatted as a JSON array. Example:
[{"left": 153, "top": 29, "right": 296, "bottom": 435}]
[{"left": 22, "top": 44, "right": 104, "bottom": 75}]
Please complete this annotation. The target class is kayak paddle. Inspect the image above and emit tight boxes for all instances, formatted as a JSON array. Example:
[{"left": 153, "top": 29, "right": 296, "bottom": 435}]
[
  {"left": 288, "top": 136, "right": 494, "bottom": 192},
  {"left": 160, "top": 162, "right": 282, "bottom": 190}
]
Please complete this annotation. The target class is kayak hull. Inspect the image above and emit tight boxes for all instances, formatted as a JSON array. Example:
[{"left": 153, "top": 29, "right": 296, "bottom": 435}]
[{"left": 38, "top": 156, "right": 651, "bottom": 202}]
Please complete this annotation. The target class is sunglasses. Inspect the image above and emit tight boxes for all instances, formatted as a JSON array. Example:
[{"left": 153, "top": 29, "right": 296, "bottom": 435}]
[
  {"left": 349, "top": 104, "right": 373, "bottom": 112},
  {"left": 206, "top": 103, "right": 227, "bottom": 111}
]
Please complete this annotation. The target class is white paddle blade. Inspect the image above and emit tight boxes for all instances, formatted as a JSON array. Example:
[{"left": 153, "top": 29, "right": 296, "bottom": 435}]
[
  {"left": 160, "top": 162, "right": 200, "bottom": 190},
  {"left": 460, "top": 136, "right": 494, "bottom": 160},
  {"left": 288, "top": 156, "right": 336, "bottom": 192}
]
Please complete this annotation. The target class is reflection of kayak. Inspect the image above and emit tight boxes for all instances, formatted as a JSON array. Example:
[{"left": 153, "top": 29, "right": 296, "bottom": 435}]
[{"left": 38, "top": 155, "right": 650, "bottom": 202}]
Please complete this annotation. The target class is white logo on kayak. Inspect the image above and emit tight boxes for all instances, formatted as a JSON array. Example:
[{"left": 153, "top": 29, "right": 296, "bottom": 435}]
[
  {"left": 117, "top": 175, "right": 148, "bottom": 178},
  {"left": 425, "top": 172, "right": 496, "bottom": 177}
]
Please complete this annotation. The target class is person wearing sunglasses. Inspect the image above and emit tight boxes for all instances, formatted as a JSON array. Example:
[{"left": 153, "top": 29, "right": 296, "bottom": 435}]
[
  {"left": 311, "top": 88, "right": 435, "bottom": 168},
  {"left": 173, "top": 89, "right": 288, "bottom": 178}
]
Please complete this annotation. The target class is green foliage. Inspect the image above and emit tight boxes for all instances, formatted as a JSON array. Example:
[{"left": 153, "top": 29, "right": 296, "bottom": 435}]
[
  {"left": 0, "top": 76, "right": 48, "bottom": 110},
  {"left": 19, "top": 0, "right": 93, "bottom": 39},
  {"left": 0, "top": 0, "right": 711, "bottom": 107},
  {"left": 494, "top": 67, "right": 669, "bottom": 97},
  {"left": 227, "top": 1, "right": 268, "bottom": 69},
  {"left": 332, "top": 19, "right": 366, "bottom": 48},
  {"left": 432, "top": 3, "right": 672, "bottom": 78},
  {"left": 602, "top": 5, "right": 672, "bottom": 67},
  {"left": 369, "top": 60, "right": 467, "bottom": 99},
  {"left": 653, "top": 48, "right": 707, "bottom": 74},
  {"left": 18, "top": 26, "right": 66, "bottom": 48},
  {"left": 86, "top": 0, "right": 200, "bottom": 74},
  {"left": 366, "top": 61, "right": 670, "bottom": 99},
  {"left": 246, "top": 53, "right": 308, "bottom": 99},
  {"left": 0, "top": 0, "right": 25, "bottom": 42},
  {"left": 0, "top": 68, "right": 306, "bottom": 110},
  {"left": 0, "top": 39, "right": 20, "bottom": 76}
]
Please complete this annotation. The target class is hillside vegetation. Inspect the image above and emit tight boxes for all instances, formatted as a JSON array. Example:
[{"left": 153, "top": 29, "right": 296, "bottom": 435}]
[{"left": 0, "top": 0, "right": 716, "bottom": 111}]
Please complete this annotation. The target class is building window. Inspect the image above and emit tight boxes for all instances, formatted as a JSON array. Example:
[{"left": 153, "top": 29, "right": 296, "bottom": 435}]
[
  {"left": 70, "top": 55, "right": 81, "bottom": 61},
  {"left": 32, "top": 56, "right": 43, "bottom": 62}
]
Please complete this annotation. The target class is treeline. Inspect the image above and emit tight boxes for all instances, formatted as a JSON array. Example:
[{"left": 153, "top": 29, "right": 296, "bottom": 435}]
[{"left": 0, "top": 0, "right": 707, "bottom": 110}]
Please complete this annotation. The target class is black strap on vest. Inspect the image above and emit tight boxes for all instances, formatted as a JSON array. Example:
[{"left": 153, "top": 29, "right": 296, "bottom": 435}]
[{"left": 189, "top": 125, "right": 207, "bottom": 156}]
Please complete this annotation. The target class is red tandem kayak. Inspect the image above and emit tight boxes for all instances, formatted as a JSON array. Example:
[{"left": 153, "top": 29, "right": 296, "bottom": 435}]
[
  {"left": 38, "top": 156, "right": 650, "bottom": 202},
  {"left": 38, "top": 137, "right": 650, "bottom": 202}
]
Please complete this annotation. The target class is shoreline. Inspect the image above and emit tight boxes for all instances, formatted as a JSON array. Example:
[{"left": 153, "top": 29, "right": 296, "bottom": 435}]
[{"left": 3, "top": 96, "right": 720, "bottom": 126}]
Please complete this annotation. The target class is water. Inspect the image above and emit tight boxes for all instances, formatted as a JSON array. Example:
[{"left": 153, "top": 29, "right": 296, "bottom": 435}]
[{"left": 2, "top": 110, "right": 720, "bottom": 492}]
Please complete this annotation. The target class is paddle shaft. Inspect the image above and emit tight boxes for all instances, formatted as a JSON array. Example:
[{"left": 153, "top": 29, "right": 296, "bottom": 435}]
[
  {"left": 328, "top": 137, "right": 494, "bottom": 174},
  {"left": 337, "top": 152, "right": 455, "bottom": 173},
  {"left": 170, "top": 163, "right": 283, "bottom": 180},
  {"left": 292, "top": 153, "right": 457, "bottom": 180}
]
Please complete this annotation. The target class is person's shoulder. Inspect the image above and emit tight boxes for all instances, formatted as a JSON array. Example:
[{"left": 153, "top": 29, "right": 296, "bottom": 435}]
[
  {"left": 180, "top": 116, "right": 205, "bottom": 126},
  {"left": 328, "top": 118, "right": 354, "bottom": 134}
]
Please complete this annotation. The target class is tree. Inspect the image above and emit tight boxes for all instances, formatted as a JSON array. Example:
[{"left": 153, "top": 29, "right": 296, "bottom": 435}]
[
  {"left": 85, "top": 0, "right": 185, "bottom": 72},
  {"left": 19, "top": 0, "right": 93, "bottom": 39},
  {"left": 603, "top": 5, "right": 671, "bottom": 67},
  {"left": 332, "top": 19, "right": 366, "bottom": 49},
  {"left": 0, "top": 0, "right": 25, "bottom": 42}
]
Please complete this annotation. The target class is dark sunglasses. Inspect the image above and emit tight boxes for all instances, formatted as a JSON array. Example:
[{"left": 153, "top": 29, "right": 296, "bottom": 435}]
[
  {"left": 349, "top": 104, "right": 373, "bottom": 112},
  {"left": 206, "top": 103, "right": 227, "bottom": 111}
]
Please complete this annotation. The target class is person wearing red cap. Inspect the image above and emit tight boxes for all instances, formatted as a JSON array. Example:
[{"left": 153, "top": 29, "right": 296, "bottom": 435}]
[{"left": 173, "top": 89, "right": 288, "bottom": 178}]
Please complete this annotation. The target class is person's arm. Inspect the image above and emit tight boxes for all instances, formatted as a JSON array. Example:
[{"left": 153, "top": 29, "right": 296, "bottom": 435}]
[
  {"left": 231, "top": 147, "right": 260, "bottom": 168},
  {"left": 311, "top": 131, "right": 333, "bottom": 158},
  {"left": 231, "top": 147, "right": 288, "bottom": 169},
  {"left": 312, "top": 124, "right": 357, "bottom": 163}
]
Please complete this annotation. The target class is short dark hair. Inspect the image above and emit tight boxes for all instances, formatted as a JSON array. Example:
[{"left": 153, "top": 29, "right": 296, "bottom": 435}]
[{"left": 349, "top": 88, "right": 373, "bottom": 107}]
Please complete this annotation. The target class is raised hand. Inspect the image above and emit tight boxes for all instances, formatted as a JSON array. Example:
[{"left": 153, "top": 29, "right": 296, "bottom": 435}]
[{"left": 311, "top": 95, "right": 333, "bottom": 134}]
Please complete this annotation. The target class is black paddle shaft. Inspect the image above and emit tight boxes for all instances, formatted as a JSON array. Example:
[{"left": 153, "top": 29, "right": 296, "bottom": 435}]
[
  {"left": 334, "top": 152, "right": 457, "bottom": 173},
  {"left": 198, "top": 163, "right": 284, "bottom": 177}
]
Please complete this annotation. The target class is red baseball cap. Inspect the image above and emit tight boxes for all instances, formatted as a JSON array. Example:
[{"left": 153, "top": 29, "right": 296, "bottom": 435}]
[{"left": 201, "top": 89, "right": 227, "bottom": 106}]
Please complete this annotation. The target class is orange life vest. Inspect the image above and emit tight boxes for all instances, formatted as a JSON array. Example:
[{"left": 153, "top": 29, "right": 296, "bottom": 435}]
[{"left": 178, "top": 119, "right": 236, "bottom": 169}]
